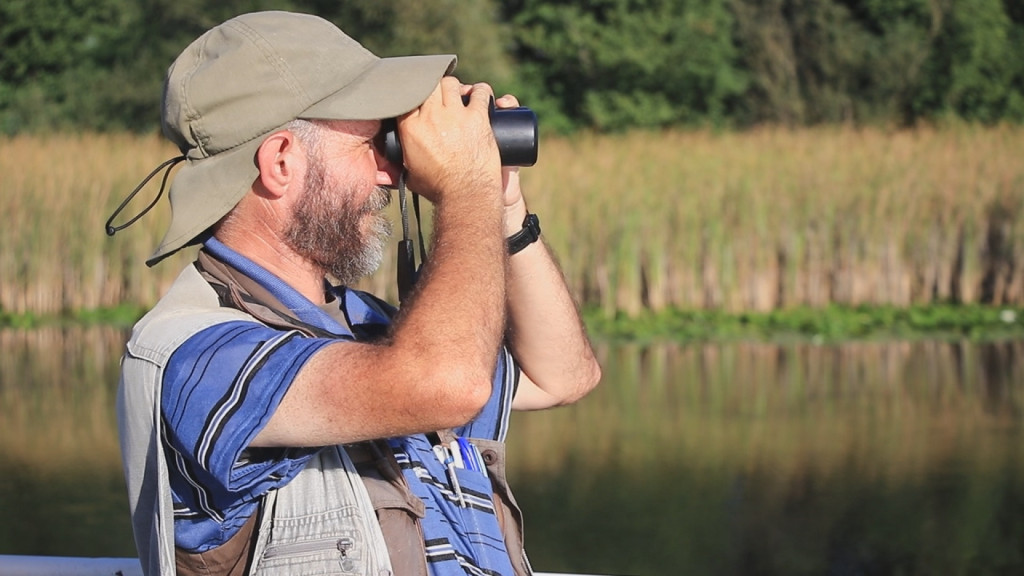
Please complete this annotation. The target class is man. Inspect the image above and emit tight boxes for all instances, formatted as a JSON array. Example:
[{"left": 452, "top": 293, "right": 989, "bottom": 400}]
[{"left": 115, "top": 10, "right": 600, "bottom": 576}]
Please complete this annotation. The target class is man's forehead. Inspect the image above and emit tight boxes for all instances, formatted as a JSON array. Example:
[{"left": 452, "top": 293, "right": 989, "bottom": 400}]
[{"left": 317, "top": 118, "right": 381, "bottom": 138}]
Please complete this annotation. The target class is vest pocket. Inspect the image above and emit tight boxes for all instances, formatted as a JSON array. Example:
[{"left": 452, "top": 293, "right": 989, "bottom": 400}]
[
  {"left": 251, "top": 447, "right": 392, "bottom": 576},
  {"left": 259, "top": 529, "right": 367, "bottom": 575}
]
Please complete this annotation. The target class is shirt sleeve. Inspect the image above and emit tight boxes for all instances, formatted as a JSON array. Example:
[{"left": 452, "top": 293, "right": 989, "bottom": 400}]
[
  {"left": 454, "top": 345, "right": 520, "bottom": 442},
  {"left": 161, "top": 320, "right": 332, "bottom": 521}
]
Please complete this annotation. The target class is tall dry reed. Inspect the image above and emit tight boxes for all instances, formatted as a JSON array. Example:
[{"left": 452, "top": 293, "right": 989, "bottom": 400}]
[
  {"left": 1, "top": 134, "right": 190, "bottom": 314},
  {"left": 524, "top": 125, "right": 1024, "bottom": 315},
  {"left": 2, "top": 126, "right": 1023, "bottom": 316}
]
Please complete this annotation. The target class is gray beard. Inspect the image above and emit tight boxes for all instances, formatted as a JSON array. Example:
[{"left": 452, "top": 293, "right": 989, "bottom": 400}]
[{"left": 284, "top": 153, "right": 392, "bottom": 286}]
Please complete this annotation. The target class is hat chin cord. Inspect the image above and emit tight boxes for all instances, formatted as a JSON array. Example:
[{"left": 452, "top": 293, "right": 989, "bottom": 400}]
[{"left": 104, "top": 155, "right": 186, "bottom": 237}]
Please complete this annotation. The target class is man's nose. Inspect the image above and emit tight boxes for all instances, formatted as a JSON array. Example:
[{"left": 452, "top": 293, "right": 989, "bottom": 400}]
[{"left": 373, "top": 146, "right": 401, "bottom": 189}]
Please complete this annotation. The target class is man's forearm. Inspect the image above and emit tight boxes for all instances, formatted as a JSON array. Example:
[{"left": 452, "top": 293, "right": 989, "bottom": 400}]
[
  {"left": 392, "top": 186, "right": 508, "bottom": 388},
  {"left": 504, "top": 200, "right": 601, "bottom": 409}
]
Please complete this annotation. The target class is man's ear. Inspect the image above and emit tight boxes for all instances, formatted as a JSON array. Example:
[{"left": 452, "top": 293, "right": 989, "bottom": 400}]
[{"left": 255, "top": 130, "right": 303, "bottom": 198}]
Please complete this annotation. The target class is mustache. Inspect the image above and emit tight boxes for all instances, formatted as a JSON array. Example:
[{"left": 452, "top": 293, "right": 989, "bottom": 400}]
[{"left": 364, "top": 186, "right": 392, "bottom": 212}]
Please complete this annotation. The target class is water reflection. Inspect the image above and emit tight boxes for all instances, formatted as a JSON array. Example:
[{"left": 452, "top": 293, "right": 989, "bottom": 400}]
[
  {"left": 0, "top": 326, "right": 132, "bottom": 557},
  {"left": 509, "top": 340, "right": 1024, "bottom": 575},
  {"left": 1, "top": 328, "right": 1022, "bottom": 574}
]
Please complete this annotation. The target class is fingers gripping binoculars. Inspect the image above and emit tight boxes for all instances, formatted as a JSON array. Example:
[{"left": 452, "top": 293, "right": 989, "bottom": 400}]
[{"left": 381, "top": 99, "right": 538, "bottom": 167}]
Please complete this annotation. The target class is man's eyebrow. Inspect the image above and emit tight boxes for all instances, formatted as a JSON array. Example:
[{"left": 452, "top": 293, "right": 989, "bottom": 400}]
[{"left": 328, "top": 119, "right": 380, "bottom": 139}]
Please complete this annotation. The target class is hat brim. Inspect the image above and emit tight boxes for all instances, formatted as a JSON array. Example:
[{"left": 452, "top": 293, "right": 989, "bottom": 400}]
[
  {"left": 147, "top": 54, "right": 456, "bottom": 266},
  {"left": 146, "top": 136, "right": 262, "bottom": 266},
  {"left": 302, "top": 54, "right": 457, "bottom": 121}
]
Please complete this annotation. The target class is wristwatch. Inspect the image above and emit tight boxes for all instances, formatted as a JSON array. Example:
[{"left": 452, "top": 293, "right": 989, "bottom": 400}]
[{"left": 507, "top": 213, "right": 541, "bottom": 255}]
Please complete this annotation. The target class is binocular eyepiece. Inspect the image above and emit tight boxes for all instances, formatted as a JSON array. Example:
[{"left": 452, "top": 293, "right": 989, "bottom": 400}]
[{"left": 381, "top": 98, "right": 538, "bottom": 167}]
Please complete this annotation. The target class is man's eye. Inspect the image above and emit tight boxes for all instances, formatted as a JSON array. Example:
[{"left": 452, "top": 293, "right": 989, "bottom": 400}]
[
  {"left": 371, "top": 131, "right": 386, "bottom": 154},
  {"left": 372, "top": 122, "right": 394, "bottom": 155}
]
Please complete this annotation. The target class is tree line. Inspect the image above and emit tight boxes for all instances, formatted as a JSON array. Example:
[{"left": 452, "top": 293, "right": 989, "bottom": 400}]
[{"left": 2, "top": 0, "right": 1022, "bottom": 135}]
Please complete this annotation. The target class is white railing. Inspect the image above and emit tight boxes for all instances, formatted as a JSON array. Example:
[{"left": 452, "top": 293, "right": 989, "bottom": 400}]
[
  {"left": 0, "top": 555, "right": 607, "bottom": 576},
  {"left": 0, "top": 555, "right": 142, "bottom": 576}
]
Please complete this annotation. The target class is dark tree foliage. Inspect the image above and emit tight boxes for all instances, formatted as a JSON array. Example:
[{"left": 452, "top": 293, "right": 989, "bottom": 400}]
[
  {"left": 727, "top": 0, "right": 1023, "bottom": 126},
  {"left": 506, "top": 0, "right": 747, "bottom": 132},
  {"left": 0, "top": 0, "right": 305, "bottom": 133},
  {"left": 1, "top": 0, "right": 1022, "bottom": 134},
  {"left": 299, "top": 0, "right": 516, "bottom": 90}
]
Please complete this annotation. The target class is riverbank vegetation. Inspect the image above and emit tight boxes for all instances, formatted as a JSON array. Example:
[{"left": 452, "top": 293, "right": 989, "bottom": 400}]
[
  {"left": 2, "top": 127, "right": 1024, "bottom": 341},
  {"left": 4, "top": 303, "right": 1024, "bottom": 345},
  {"left": 584, "top": 303, "right": 1024, "bottom": 343}
]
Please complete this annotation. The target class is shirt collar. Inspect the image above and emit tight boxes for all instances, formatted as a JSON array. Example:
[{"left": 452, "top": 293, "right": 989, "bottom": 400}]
[{"left": 203, "top": 237, "right": 346, "bottom": 334}]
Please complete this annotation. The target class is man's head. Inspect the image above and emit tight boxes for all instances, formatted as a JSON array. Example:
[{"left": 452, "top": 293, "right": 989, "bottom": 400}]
[{"left": 148, "top": 11, "right": 455, "bottom": 266}]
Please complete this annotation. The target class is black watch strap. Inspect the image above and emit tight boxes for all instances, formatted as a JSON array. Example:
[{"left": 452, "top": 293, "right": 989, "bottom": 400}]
[{"left": 507, "top": 213, "right": 541, "bottom": 255}]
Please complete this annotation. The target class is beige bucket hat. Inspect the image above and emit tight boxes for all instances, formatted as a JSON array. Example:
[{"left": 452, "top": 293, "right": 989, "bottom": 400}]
[{"left": 147, "top": 11, "right": 455, "bottom": 266}]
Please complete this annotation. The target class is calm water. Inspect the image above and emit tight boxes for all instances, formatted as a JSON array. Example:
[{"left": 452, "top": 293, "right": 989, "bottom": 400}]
[{"left": 1, "top": 326, "right": 1022, "bottom": 575}]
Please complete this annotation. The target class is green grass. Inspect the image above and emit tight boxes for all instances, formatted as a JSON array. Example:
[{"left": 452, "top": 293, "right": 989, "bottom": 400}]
[
  {"left": 0, "top": 303, "right": 145, "bottom": 329},
  {"left": 583, "top": 303, "right": 1024, "bottom": 343},
  {"left": 5, "top": 301, "right": 1022, "bottom": 345}
]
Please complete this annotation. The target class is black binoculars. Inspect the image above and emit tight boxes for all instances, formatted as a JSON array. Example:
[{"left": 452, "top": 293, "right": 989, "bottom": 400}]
[{"left": 381, "top": 98, "right": 538, "bottom": 167}]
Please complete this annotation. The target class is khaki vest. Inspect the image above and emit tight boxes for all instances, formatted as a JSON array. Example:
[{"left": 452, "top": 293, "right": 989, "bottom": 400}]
[
  {"left": 119, "top": 262, "right": 392, "bottom": 576},
  {"left": 119, "top": 253, "right": 530, "bottom": 576}
]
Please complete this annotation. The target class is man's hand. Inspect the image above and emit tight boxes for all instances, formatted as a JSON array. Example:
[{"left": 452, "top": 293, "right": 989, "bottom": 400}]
[{"left": 396, "top": 78, "right": 502, "bottom": 207}]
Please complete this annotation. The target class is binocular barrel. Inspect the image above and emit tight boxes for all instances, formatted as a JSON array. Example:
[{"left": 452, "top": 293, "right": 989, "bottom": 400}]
[{"left": 382, "top": 105, "right": 538, "bottom": 167}]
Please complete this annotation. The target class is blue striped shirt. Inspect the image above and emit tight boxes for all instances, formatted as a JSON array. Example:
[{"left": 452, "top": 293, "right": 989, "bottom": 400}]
[{"left": 162, "top": 238, "right": 518, "bottom": 574}]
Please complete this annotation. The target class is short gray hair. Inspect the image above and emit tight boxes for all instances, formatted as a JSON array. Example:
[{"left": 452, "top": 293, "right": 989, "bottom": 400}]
[{"left": 283, "top": 118, "right": 324, "bottom": 153}]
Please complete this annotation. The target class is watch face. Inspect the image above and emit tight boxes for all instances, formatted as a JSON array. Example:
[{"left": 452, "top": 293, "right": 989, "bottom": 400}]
[{"left": 528, "top": 215, "right": 541, "bottom": 240}]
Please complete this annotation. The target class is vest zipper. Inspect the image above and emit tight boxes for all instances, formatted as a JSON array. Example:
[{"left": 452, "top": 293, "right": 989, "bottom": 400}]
[{"left": 262, "top": 536, "right": 355, "bottom": 559}]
